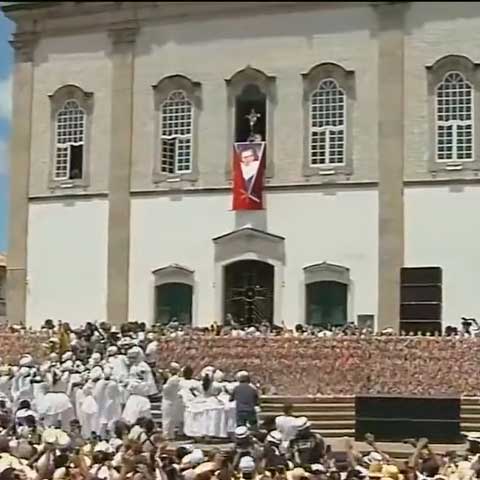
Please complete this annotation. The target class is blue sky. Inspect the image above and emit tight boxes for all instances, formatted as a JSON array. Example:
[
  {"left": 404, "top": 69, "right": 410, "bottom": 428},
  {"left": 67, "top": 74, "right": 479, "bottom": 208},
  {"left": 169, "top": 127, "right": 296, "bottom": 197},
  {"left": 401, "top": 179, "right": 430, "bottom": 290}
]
[{"left": 0, "top": 12, "right": 13, "bottom": 253}]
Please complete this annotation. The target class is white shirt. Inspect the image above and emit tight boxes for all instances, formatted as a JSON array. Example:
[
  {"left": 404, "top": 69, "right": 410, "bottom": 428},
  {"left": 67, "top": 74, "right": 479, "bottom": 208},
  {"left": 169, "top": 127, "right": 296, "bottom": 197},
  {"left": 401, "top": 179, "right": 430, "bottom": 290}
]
[{"left": 275, "top": 414, "right": 298, "bottom": 443}]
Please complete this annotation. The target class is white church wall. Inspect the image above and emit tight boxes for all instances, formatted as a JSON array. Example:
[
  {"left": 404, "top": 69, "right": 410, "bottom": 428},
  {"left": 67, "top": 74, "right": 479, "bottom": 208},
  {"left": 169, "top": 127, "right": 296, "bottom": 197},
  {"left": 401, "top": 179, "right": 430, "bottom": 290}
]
[
  {"left": 131, "top": 4, "right": 378, "bottom": 190},
  {"left": 404, "top": 2, "right": 480, "bottom": 180},
  {"left": 404, "top": 185, "right": 480, "bottom": 327},
  {"left": 30, "top": 32, "right": 112, "bottom": 197},
  {"left": 26, "top": 199, "right": 108, "bottom": 328},
  {"left": 129, "top": 188, "right": 378, "bottom": 328}
]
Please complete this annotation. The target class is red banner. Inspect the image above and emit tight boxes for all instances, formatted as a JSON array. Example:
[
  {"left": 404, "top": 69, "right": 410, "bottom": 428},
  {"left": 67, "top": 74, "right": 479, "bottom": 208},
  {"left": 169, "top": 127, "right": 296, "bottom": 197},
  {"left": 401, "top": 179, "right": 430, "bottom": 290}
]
[{"left": 232, "top": 142, "right": 266, "bottom": 210}]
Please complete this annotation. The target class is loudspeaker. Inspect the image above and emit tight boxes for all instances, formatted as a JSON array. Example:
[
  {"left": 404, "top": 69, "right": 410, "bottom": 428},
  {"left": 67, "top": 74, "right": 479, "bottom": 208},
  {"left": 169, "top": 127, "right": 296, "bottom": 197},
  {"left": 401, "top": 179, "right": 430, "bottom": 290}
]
[
  {"left": 355, "top": 396, "right": 461, "bottom": 443},
  {"left": 400, "top": 267, "right": 442, "bottom": 335}
]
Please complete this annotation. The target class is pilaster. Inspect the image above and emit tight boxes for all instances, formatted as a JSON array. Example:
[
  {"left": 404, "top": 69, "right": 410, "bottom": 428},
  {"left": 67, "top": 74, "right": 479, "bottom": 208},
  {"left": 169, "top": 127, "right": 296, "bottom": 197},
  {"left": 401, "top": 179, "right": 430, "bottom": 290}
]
[
  {"left": 106, "top": 22, "right": 138, "bottom": 326},
  {"left": 6, "top": 32, "right": 38, "bottom": 326},
  {"left": 375, "top": 3, "right": 408, "bottom": 332}
]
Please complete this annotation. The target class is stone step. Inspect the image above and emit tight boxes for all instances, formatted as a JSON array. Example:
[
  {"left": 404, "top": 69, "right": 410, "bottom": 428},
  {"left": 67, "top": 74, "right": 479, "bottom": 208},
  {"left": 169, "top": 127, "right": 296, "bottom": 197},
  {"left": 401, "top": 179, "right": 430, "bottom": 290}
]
[
  {"left": 262, "top": 403, "right": 355, "bottom": 413},
  {"left": 459, "top": 423, "right": 480, "bottom": 432},
  {"left": 461, "top": 398, "right": 480, "bottom": 405},
  {"left": 262, "top": 396, "right": 354, "bottom": 404},
  {"left": 461, "top": 405, "right": 480, "bottom": 415},
  {"left": 261, "top": 411, "right": 355, "bottom": 421},
  {"left": 311, "top": 429, "right": 354, "bottom": 438}
]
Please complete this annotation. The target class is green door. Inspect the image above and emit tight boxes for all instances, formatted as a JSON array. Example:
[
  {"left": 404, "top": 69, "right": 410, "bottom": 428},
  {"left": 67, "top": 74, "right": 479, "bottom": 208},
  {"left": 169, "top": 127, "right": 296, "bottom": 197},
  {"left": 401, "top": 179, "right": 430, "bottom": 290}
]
[
  {"left": 306, "top": 281, "right": 347, "bottom": 328},
  {"left": 155, "top": 283, "right": 192, "bottom": 325}
]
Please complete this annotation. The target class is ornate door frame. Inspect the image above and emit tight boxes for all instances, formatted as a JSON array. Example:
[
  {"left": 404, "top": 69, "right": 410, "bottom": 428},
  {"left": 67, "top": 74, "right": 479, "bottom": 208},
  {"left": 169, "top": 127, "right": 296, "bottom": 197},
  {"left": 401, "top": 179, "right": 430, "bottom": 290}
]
[{"left": 213, "top": 227, "right": 285, "bottom": 326}]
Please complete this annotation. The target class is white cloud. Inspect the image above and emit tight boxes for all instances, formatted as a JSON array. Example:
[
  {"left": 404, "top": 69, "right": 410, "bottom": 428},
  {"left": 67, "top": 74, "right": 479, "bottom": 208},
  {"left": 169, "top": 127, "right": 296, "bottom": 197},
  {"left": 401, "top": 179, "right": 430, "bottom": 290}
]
[{"left": 0, "top": 75, "right": 11, "bottom": 122}]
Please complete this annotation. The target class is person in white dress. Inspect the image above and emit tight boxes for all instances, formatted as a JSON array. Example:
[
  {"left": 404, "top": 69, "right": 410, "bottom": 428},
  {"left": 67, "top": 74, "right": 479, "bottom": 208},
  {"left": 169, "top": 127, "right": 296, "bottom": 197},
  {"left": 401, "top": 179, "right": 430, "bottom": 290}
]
[
  {"left": 78, "top": 369, "right": 102, "bottom": 438},
  {"left": 161, "top": 362, "right": 182, "bottom": 440},
  {"left": 121, "top": 375, "right": 151, "bottom": 426},
  {"left": 214, "top": 370, "right": 237, "bottom": 436},
  {"left": 97, "top": 366, "right": 122, "bottom": 436},
  {"left": 275, "top": 402, "right": 298, "bottom": 453},
  {"left": 36, "top": 367, "right": 75, "bottom": 429},
  {"left": 126, "top": 347, "right": 158, "bottom": 397},
  {"left": 11, "top": 355, "right": 35, "bottom": 408}
]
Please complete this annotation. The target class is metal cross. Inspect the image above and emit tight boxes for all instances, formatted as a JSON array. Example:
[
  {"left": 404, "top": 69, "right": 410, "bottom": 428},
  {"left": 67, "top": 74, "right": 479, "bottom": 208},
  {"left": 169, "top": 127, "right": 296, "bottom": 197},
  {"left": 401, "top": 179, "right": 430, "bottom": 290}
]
[{"left": 245, "top": 108, "right": 261, "bottom": 136}]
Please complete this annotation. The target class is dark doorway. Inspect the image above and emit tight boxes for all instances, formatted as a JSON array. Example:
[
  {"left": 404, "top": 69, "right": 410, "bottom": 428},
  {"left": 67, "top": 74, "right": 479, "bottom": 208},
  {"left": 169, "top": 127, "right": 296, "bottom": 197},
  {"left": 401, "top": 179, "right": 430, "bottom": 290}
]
[
  {"left": 155, "top": 282, "right": 192, "bottom": 325},
  {"left": 235, "top": 84, "right": 266, "bottom": 142},
  {"left": 224, "top": 260, "right": 274, "bottom": 326},
  {"left": 306, "top": 281, "right": 347, "bottom": 328}
]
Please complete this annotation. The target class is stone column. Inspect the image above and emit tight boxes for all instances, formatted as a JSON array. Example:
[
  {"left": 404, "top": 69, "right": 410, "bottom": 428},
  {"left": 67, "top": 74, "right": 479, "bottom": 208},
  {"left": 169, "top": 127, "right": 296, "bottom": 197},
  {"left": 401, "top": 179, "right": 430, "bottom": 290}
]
[
  {"left": 106, "top": 23, "right": 138, "bottom": 326},
  {"left": 375, "top": 3, "right": 407, "bottom": 332},
  {"left": 6, "top": 32, "right": 38, "bottom": 326}
]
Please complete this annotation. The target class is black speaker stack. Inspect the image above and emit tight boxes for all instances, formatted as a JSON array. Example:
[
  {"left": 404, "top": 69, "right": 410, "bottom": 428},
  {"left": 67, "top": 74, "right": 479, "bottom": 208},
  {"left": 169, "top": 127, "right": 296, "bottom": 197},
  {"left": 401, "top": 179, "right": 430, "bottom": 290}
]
[
  {"left": 355, "top": 395, "right": 461, "bottom": 443},
  {"left": 400, "top": 266, "right": 442, "bottom": 335}
]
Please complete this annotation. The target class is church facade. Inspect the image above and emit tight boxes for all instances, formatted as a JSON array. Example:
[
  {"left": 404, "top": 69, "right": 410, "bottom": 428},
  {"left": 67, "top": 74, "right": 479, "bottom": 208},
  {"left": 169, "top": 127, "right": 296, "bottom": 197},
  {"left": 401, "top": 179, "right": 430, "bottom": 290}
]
[{"left": 4, "top": 1, "right": 480, "bottom": 331}]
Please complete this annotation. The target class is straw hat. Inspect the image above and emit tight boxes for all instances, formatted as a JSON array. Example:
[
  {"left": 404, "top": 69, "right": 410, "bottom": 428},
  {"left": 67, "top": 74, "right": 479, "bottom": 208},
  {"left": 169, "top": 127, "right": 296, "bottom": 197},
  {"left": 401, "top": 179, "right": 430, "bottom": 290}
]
[
  {"left": 235, "top": 426, "right": 249, "bottom": 440},
  {"left": 287, "top": 468, "right": 311, "bottom": 480}
]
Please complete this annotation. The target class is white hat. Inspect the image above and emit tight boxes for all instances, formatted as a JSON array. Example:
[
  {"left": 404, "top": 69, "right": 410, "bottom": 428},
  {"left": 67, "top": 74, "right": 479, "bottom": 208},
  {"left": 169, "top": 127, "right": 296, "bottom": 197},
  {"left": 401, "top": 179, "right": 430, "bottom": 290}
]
[
  {"left": 236, "top": 370, "right": 249, "bottom": 380},
  {"left": 90, "top": 352, "right": 102, "bottom": 364},
  {"left": 182, "top": 449, "right": 205, "bottom": 466},
  {"left": 74, "top": 361, "right": 85, "bottom": 373},
  {"left": 311, "top": 465, "right": 327, "bottom": 473},
  {"left": 49, "top": 353, "right": 59, "bottom": 362},
  {"left": 42, "top": 428, "right": 58, "bottom": 445},
  {"left": 170, "top": 362, "right": 181, "bottom": 371},
  {"left": 89, "top": 366, "right": 103, "bottom": 381},
  {"left": 214, "top": 370, "right": 225, "bottom": 382},
  {"left": 19, "top": 355, "right": 33, "bottom": 367},
  {"left": 127, "top": 346, "right": 143, "bottom": 358},
  {"left": 295, "top": 416, "right": 310, "bottom": 431},
  {"left": 363, "top": 451, "right": 383, "bottom": 465},
  {"left": 94, "top": 441, "right": 114, "bottom": 454},
  {"left": 61, "top": 360, "right": 74, "bottom": 372},
  {"left": 201, "top": 366, "right": 215, "bottom": 377},
  {"left": 266, "top": 430, "right": 282, "bottom": 445},
  {"left": 107, "top": 346, "right": 118, "bottom": 356},
  {"left": 235, "top": 426, "right": 249, "bottom": 439},
  {"left": 466, "top": 432, "right": 480, "bottom": 443},
  {"left": 61, "top": 352, "right": 73, "bottom": 362},
  {"left": 239, "top": 456, "right": 256, "bottom": 474}
]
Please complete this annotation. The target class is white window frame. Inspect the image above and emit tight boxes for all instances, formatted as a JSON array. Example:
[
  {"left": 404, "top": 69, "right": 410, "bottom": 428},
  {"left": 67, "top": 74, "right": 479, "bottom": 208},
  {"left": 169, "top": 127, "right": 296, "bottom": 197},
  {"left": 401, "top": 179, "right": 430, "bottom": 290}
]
[
  {"left": 435, "top": 71, "right": 474, "bottom": 164},
  {"left": 309, "top": 78, "right": 346, "bottom": 167},
  {"left": 53, "top": 99, "right": 86, "bottom": 181},
  {"left": 160, "top": 90, "right": 194, "bottom": 175}
]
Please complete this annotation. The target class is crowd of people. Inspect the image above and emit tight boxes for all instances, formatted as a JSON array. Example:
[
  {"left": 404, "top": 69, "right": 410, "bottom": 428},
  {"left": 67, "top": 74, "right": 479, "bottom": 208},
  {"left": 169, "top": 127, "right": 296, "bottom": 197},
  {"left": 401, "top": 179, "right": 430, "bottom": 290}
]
[{"left": 0, "top": 319, "right": 474, "bottom": 479}]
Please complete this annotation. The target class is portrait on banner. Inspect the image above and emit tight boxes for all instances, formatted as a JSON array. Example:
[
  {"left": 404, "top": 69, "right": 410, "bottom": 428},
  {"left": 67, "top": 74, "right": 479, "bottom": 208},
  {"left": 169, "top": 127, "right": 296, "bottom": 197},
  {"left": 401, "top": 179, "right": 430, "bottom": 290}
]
[{"left": 232, "top": 141, "right": 266, "bottom": 210}]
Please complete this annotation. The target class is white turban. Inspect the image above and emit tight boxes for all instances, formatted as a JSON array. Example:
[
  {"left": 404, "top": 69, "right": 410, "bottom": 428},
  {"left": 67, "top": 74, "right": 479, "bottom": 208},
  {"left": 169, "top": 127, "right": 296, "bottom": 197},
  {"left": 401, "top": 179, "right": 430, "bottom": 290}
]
[
  {"left": 201, "top": 366, "right": 215, "bottom": 377},
  {"left": 61, "top": 352, "right": 73, "bottom": 362},
  {"left": 89, "top": 366, "right": 103, "bottom": 382},
  {"left": 213, "top": 370, "right": 225, "bottom": 382},
  {"left": 106, "top": 346, "right": 118, "bottom": 357}
]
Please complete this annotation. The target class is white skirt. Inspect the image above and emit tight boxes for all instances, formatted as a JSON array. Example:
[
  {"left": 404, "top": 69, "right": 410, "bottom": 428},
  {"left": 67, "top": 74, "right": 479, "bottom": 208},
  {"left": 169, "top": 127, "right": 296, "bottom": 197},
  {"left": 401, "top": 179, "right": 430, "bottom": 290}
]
[
  {"left": 37, "top": 392, "right": 73, "bottom": 416},
  {"left": 122, "top": 395, "right": 151, "bottom": 425}
]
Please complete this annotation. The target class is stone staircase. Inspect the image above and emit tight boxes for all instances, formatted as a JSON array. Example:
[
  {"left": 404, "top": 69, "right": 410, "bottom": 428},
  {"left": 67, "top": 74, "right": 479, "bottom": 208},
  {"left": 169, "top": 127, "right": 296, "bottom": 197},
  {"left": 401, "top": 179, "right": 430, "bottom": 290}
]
[
  {"left": 461, "top": 397, "right": 480, "bottom": 434},
  {"left": 260, "top": 396, "right": 355, "bottom": 439},
  {"left": 151, "top": 394, "right": 480, "bottom": 459}
]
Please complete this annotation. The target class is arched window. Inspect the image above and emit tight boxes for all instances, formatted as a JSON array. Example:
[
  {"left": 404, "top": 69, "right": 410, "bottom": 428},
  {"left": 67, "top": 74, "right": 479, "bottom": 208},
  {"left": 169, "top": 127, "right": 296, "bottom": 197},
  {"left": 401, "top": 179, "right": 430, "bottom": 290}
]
[
  {"left": 49, "top": 84, "right": 93, "bottom": 188},
  {"left": 310, "top": 79, "right": 346, "bottom": 166},
  {"left": 160, "top": 90, "right": 193, "bottom": 174},
  {"left": 302, "top": 63, "right": 354, "bottom": 177},
  {"left": 153, "top": 75, "right": 201, "bottom": 183},
  {"left": 436, "top": 72, "right": 473, "bottom": 162},
  {"left": 427, "top": 55, "right": 480, "bottom": 172},
  {"left": 225, "top": 66, "right": 276, "bottom": 178},
  {"left": 54, "top": 100, "right": 86, "bottom": 180}
]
